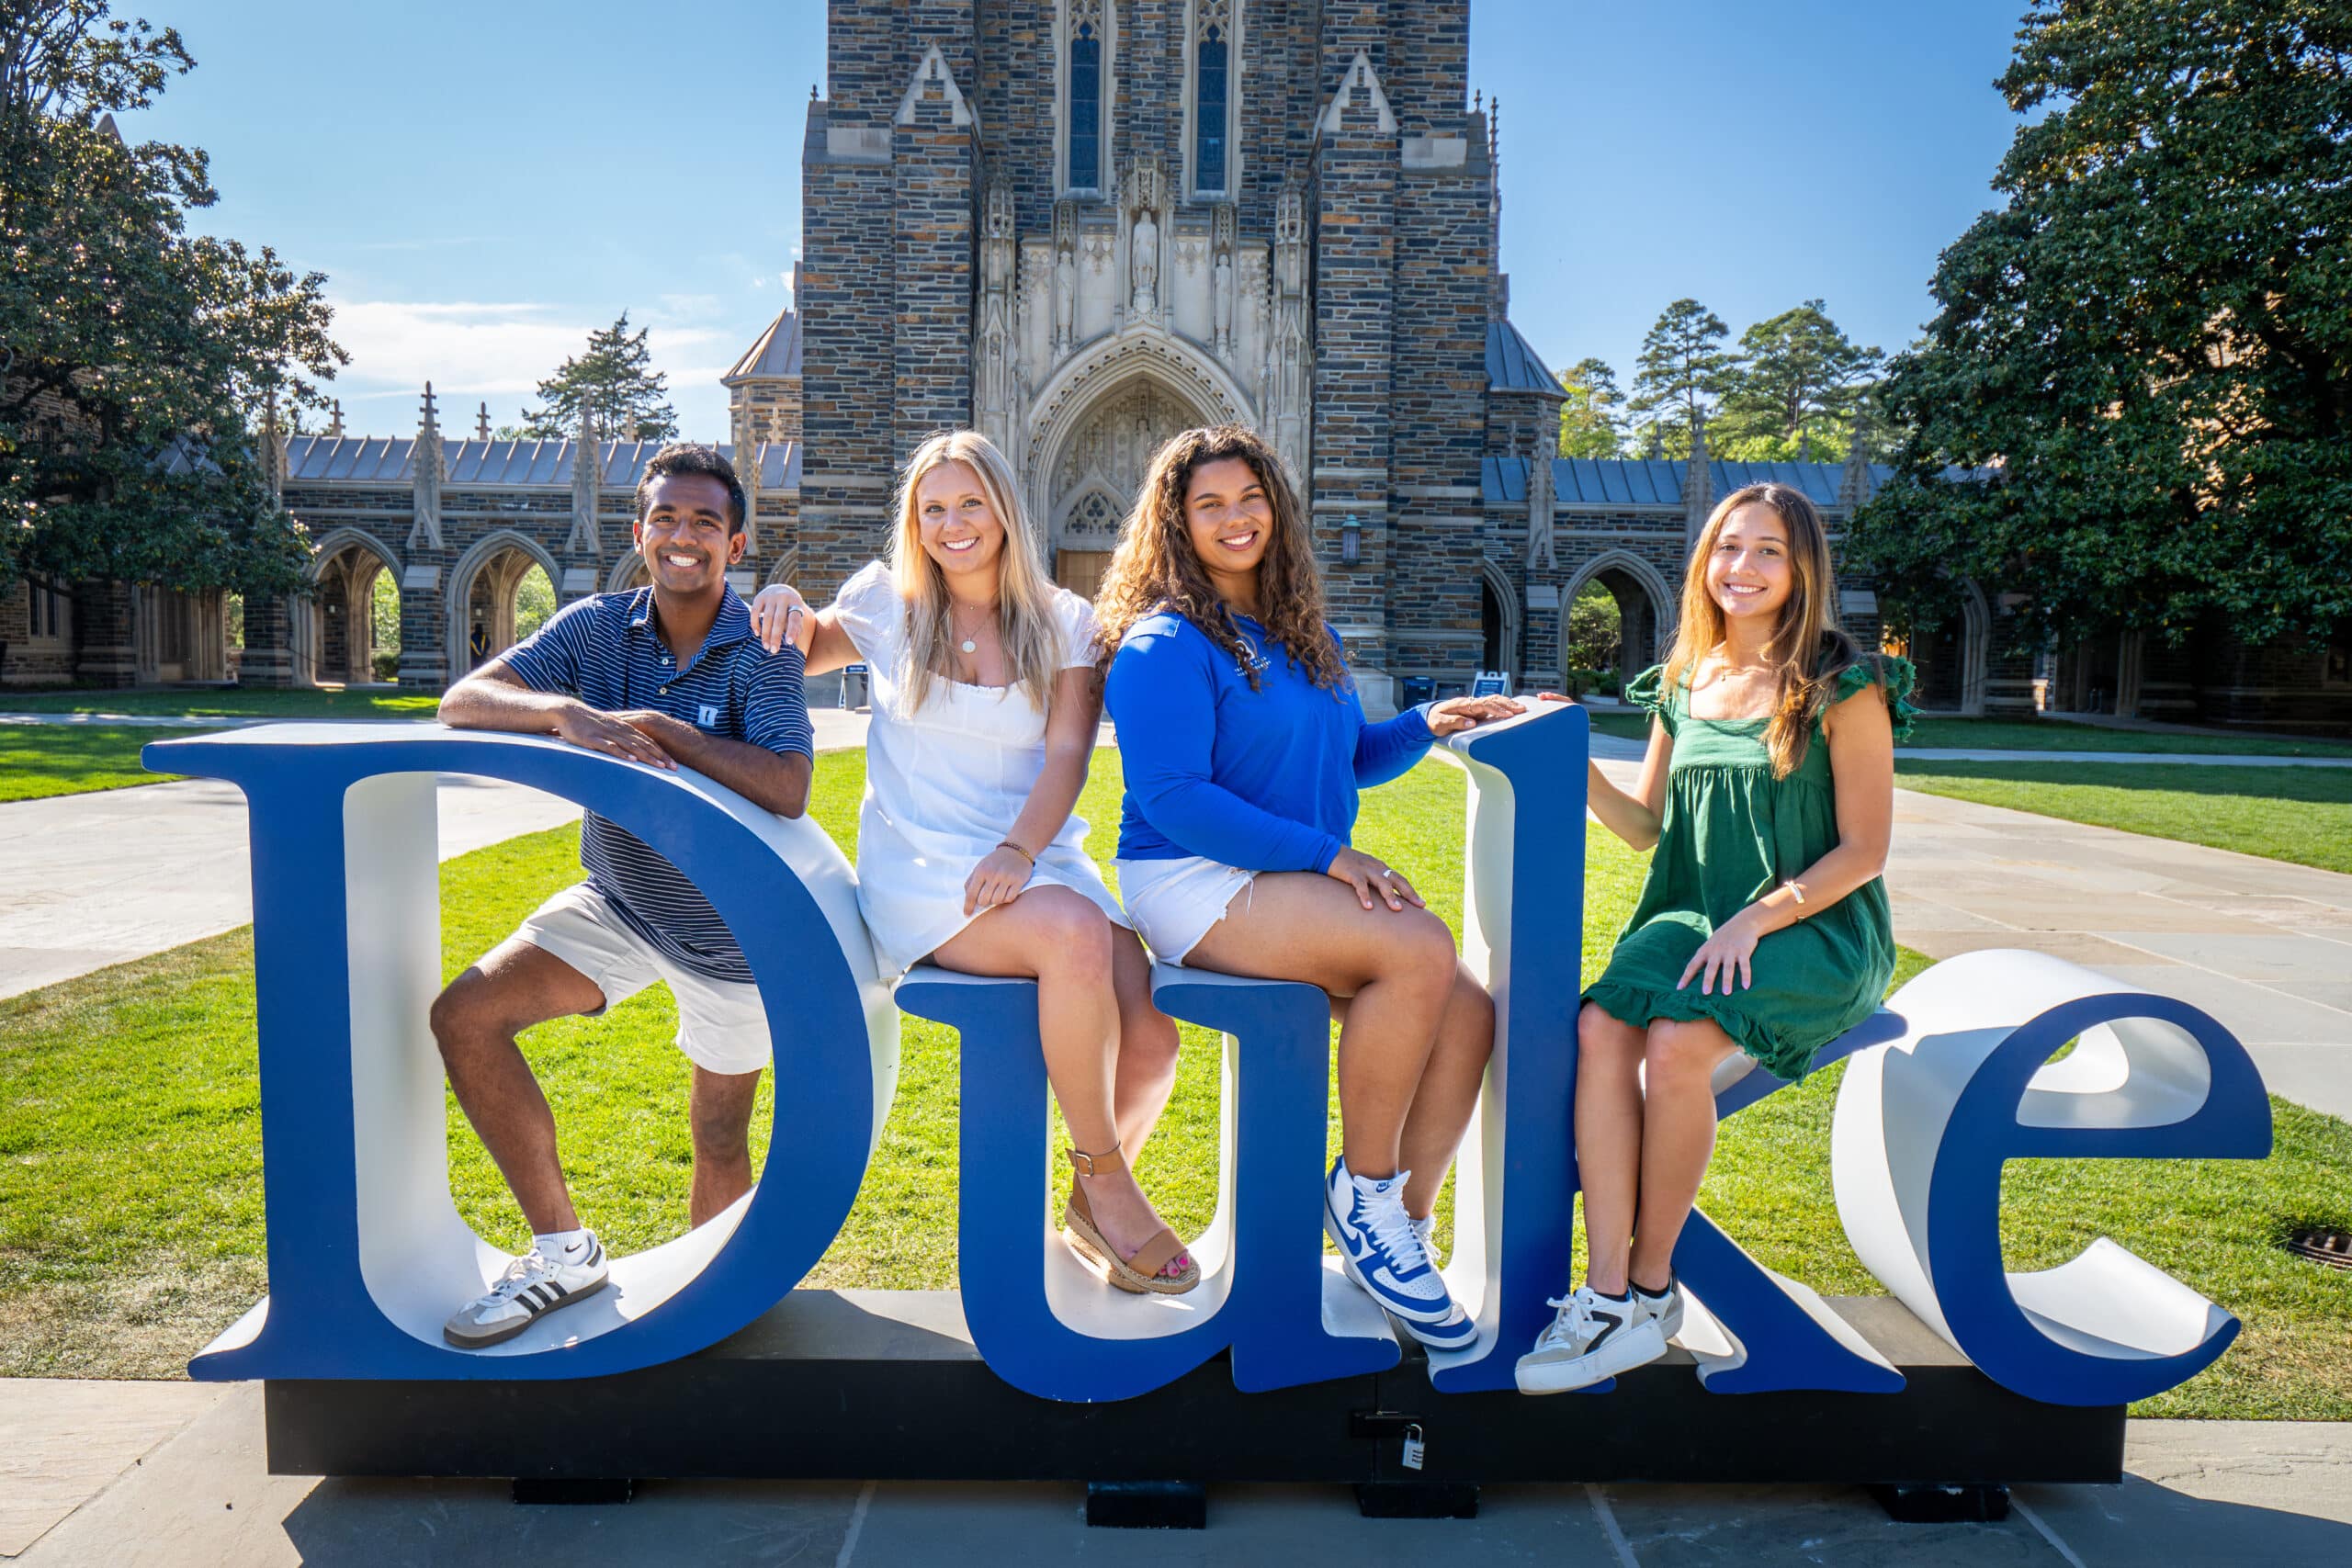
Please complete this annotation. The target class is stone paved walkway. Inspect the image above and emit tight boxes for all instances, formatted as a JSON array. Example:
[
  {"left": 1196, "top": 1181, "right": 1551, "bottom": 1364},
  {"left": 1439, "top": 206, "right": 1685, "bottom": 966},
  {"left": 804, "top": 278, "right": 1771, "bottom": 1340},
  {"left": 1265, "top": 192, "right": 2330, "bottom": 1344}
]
[{"left": 2, "top": 1379, "right": 2345, "bottom": 1565}]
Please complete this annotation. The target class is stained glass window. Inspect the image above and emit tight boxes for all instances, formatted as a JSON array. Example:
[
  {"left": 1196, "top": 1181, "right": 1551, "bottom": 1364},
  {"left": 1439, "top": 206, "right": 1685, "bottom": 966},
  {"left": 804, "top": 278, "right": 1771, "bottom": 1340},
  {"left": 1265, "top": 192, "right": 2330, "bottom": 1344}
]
[
  {"left": 1069, "top": 13, "right": 1102, "bottom": 190},
  {"left": 1195, "top": 21, "right": 1228, "bottom": 192}
]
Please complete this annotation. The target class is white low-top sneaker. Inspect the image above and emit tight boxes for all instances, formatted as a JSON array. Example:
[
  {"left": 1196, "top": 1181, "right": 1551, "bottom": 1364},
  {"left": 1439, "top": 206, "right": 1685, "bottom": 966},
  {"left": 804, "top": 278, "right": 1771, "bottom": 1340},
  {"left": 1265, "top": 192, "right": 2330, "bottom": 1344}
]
[
  {"left": 443, "top": 1234, "right": 611, "bottom": 1349},
  {"left": 1324, "top": 1158, "right": 1458, "bottom": 1325},
  {"left": 1514, "top": 1282, "right": 1668, "bottom": 1394},
  {"left": 1633, "top": 1276, "right": 1686, "bottom": 1344}
]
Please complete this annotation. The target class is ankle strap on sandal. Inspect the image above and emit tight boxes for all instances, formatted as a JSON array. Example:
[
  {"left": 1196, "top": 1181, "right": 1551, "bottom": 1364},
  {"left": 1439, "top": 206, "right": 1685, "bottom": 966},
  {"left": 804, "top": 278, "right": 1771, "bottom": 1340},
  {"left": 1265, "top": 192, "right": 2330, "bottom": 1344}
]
[{"left": 1066, "top": 1140, "right": 1125, "bottom": 1178}]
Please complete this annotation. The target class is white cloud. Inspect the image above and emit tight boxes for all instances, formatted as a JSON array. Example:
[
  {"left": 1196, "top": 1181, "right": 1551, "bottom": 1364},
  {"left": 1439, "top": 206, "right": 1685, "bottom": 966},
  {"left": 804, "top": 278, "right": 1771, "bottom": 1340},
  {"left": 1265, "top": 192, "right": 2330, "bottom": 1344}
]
[{"left": 323, "top": 296, "right": 740, "bottom": 437}]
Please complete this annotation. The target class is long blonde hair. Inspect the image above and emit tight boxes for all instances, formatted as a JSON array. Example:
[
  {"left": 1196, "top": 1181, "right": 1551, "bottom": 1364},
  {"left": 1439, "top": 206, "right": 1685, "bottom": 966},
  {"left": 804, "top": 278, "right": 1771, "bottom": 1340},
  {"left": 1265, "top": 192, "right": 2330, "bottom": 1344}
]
[
  {"left": 1093, "top": 423, "right": 1348, "bottom": 693},
  {"left": 1661, "top": 481, "right": 1865, "bottom": 777},
  {"left": 888, "top": 430, "right": 1068, "bottom": 712}
]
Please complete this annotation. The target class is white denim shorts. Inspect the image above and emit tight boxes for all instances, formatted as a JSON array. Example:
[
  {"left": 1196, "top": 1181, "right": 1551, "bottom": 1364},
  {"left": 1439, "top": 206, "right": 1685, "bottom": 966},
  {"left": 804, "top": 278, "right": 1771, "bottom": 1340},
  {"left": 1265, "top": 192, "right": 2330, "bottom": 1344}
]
[
  {"left": 514, "top": 884, "right": 773, "bottom": 1076},
  {"left": 1114, "top": 855, "right": 1258, "bottom": 966}
]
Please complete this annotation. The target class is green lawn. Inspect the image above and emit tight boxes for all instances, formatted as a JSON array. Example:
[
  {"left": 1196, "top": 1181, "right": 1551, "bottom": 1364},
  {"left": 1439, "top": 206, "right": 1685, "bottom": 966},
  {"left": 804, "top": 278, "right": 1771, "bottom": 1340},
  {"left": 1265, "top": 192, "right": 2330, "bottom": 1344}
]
[
  {"left": 0, "top": 687, "right": 438, "bottom": 719},
  {"left": 1898, "top": 761, "right": 2352, "bottom": 877},
  {"left": 0, "top": 725, "right": 218, "bottom": 803},
  {"left": 0, "top": 752, "right": 2343, "bottom": 1418},
  {"left": 1586, "top": 707, "right": 2352, "bottom": 756}
]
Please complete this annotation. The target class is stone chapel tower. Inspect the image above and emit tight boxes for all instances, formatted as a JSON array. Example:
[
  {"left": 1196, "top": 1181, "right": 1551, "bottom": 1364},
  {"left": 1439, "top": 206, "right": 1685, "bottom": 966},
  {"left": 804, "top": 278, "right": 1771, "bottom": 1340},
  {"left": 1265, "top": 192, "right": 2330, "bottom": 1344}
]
[{"left": 799, "top": 1, "right": 1495, "bottom": 709}]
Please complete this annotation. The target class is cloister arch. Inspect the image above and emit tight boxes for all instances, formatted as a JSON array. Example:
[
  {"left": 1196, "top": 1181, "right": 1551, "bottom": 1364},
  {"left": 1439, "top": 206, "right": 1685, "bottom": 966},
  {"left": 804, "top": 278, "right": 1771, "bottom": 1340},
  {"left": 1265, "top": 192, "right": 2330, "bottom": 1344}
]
[
  {"left": 606, "top": 551, "right": 653, "bottom": 594},
  {"left": 303, "top": 527, "right": 404, "bottom": 687},
  {"left": 1477, "top": 558, "right": 1521, "bottom": 680},
  {"left": 1560, "top": 549, "right": 1677, "bottom": 693},
  {"left": 446, "top": 530, "right": 562, "bottom": 685}
]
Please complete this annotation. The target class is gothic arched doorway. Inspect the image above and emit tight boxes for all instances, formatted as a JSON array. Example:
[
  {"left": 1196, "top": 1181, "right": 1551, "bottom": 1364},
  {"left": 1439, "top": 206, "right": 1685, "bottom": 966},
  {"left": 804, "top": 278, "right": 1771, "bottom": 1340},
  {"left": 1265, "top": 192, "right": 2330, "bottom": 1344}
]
[
  {"left": 1561, "top": 551, "right": 1677, "bottom": 694},
  {"left": 447, "top": 531, "right": 562, "bottom": 682},
  {"left": 1043, "top": 378, "right": 1214, "bottom": 595}
]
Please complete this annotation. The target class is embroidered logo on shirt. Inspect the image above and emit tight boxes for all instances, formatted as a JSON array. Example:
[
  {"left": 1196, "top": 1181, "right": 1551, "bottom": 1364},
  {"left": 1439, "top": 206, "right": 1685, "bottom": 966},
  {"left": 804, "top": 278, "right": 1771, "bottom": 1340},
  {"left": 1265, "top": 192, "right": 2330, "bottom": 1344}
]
[{"left": 697, "top": 703, "right": 719, "bottom": 728}]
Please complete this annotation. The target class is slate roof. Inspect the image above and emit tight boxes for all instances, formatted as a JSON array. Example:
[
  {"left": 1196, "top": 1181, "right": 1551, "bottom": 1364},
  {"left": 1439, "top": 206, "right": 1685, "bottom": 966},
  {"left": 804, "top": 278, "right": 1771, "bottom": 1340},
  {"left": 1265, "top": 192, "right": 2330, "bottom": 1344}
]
[
  {"left": 1482, "top": 457, "right": 1894, "bottom": 508},
  {"left": 1487, "top": 320, "right": 1563, "bottom": 396},
  {"left": 724, "top": 309, "right": 802, "bottom": 384},
  {"left": 282, "top": 436, "right": 800, "bottom": 491}
]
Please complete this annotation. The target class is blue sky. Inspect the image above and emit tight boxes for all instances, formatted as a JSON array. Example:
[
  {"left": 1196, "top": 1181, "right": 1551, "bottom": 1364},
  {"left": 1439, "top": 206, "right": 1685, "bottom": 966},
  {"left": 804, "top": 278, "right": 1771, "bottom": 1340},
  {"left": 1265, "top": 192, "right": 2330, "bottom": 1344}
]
[{"left": 127, "top": 0, "right": 2029, "bottom": 440}]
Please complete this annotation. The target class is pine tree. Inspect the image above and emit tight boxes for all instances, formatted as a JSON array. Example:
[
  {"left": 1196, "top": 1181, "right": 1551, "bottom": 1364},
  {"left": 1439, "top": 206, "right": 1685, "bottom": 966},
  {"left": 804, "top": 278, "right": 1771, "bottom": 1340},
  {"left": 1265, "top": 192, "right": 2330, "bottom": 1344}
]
[
  {"left": 518, "top": 312, "right": 677, "bottom": 441},
  {"left": 1556, "top": 357, "right": 1626, "bottom": 458},
  {"left": 1713, "top": 301, "right": 1883, "bottom": 461},
  {"left": 1626, "top": 299, "right": 1736, "bottom": 456}
]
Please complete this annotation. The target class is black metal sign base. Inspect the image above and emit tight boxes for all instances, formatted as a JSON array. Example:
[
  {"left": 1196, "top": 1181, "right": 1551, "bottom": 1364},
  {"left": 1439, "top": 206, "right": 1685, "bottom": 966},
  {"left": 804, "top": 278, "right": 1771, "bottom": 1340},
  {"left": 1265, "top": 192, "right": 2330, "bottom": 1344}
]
[{"left": 265, "top": 1289, "right": 2123, "bottom": 1496}]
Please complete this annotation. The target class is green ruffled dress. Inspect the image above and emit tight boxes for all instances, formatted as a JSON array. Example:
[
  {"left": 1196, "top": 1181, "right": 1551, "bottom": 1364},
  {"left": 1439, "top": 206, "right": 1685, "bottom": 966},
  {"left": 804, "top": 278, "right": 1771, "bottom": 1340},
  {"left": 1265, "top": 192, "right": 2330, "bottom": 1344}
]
[{"left": 1584, "top": 656, "right": 1917, "bottom": 1081}]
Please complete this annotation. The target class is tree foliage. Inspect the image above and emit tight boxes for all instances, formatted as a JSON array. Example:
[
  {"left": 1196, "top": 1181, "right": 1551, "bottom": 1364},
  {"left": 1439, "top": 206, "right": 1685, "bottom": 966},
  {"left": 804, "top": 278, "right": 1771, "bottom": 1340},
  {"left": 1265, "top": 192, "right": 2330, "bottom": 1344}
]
[
  {"left": 1849, "top": 0, "right": 2352, "bottom": 648},
  {"left": 1555, "top": 357, "right": 1625, "bottom": 458},
  {"left": 0, "top": 0, "right": 344, "bottom": 597},
  {"left": 1627, "top": 299, "right": 1735, "bottom": 457},
  {"left": 518, "top": 312, "right": 676, "bottom": 442},
  {"left": 1713, "top": 300, "right": 1883, "bottom": 462}
]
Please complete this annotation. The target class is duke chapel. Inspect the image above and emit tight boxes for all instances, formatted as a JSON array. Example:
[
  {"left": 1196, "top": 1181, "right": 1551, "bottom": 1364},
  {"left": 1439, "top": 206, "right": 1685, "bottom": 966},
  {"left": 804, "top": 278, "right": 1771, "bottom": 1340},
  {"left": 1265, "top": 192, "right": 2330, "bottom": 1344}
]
[
  {"left": 203, "top": 0, "right": 1898, "bottom": 710},
  {"left": 789, "top": 0, "right": 1892, "bottom": 713}
]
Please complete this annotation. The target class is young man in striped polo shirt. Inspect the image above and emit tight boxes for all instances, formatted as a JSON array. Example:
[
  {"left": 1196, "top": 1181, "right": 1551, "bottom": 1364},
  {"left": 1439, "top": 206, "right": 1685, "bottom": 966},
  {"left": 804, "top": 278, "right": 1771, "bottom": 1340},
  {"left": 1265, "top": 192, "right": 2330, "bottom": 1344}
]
[{"left": 429, "top": 443, "right": 815, "bottom": 1348}]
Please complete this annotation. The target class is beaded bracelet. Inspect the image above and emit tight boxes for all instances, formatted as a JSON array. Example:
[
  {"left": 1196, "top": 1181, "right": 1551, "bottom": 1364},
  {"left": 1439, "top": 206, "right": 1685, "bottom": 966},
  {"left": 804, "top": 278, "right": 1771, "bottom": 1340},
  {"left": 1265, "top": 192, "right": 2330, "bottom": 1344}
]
[{"left": 997, "top": 839, "right": 1036, "bottom": 865}]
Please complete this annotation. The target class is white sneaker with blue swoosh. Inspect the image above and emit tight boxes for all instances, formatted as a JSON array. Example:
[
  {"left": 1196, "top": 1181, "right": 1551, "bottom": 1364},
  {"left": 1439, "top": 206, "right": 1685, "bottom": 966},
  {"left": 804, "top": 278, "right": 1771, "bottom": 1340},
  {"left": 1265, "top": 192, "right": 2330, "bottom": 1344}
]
[{"left": 1324, "top": 1156, "right": 1460, "bottom": 1329}]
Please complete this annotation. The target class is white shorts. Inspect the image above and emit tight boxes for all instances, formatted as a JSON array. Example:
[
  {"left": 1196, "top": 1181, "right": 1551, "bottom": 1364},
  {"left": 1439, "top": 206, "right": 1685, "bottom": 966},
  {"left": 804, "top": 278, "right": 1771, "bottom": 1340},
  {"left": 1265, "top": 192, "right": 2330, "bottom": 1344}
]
[
  {"left": 514, "top": 884, "right": 773, "bottom": 1076},
  {"left": 1114, "top": 855, "right": 1257, "bottom": 966}
]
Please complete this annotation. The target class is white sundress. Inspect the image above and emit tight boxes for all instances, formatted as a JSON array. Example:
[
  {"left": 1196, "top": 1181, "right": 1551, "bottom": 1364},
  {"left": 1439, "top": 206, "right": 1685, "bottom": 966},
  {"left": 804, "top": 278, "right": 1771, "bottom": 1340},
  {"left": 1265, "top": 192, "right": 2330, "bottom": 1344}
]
[{"left": 831, "top": 560, "right": 1130, "bottom": 978}]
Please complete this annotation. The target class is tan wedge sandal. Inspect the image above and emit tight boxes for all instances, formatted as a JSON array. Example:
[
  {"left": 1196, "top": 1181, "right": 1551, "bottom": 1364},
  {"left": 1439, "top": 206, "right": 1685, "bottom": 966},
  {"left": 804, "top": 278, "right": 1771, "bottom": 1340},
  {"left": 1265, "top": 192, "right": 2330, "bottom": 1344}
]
[{"left": 1060, "top": 1142, "right": 1202, "bottom": 1296}]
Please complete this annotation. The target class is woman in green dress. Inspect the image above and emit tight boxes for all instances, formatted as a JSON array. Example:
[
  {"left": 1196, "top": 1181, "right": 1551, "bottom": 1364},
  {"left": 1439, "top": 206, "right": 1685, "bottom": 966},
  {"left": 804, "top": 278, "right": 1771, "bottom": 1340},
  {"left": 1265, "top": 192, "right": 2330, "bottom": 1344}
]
[{"left": 1517, "top": 481, "right": 1915, "bottom": 1395}]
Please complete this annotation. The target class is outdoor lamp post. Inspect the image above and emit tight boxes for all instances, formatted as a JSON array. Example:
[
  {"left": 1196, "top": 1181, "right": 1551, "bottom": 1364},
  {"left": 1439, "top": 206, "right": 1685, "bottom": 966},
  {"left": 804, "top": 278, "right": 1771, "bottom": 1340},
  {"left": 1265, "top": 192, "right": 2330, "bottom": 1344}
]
[{"left": 1340, "top": 513, "right": 1361, "bottom": 566}]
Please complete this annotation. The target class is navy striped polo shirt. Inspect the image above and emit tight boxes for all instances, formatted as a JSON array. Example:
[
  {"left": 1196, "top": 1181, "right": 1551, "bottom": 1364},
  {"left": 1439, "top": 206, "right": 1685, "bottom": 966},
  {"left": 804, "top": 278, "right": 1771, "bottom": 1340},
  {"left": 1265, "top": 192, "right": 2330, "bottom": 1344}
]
[{"left": 500, "top": 586, "right": 814, "bottom": 983}]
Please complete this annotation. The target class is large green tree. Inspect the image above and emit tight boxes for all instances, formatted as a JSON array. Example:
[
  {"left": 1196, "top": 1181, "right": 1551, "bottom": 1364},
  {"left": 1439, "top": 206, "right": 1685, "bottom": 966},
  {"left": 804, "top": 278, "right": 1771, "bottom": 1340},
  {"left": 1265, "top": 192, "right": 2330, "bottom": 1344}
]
[
  {"left": 1712, "top": 300, "right": 1883, "bottom": 461},
  {"left": 1556, "top": 357, "right": 1626, "bottom": 458},
  {"left": 0, "top": 1, "right": 343, "bottom": 597},
  {"left": 1627, "top": 299, "right": 1736, "bottom": 458},
  {"left": 1849, "top": 0, "right": 2352, "bottom": 649},
  {"left": 518, "top": 311, "right": 676, "bottom": 441}
]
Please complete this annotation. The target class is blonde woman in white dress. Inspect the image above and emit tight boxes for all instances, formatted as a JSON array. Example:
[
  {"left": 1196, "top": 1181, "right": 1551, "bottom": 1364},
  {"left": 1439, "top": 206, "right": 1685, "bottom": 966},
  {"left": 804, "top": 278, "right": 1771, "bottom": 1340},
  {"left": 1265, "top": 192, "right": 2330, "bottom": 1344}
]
[{"left": 751, "top": 430, "right": 1197, "bottom": 1294}]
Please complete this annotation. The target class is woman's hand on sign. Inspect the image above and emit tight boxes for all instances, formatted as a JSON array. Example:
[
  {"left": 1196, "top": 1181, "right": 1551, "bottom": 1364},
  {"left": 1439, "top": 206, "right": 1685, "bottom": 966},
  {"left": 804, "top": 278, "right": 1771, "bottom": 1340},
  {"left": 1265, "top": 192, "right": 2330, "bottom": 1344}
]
[
  {"left": 963, "top": 846, "right": 1035, "bottom": 916},
  {"left": 1678, "top": 908, "right": 1765, "bottom": 996},
  {"left": 750, "top": 583, "right": 813, "bottom": 657},
  {"left": 1426, "top": 694, "right": 1524, "bottom": 736},
  {"left": 553, "top": 703, "right": 678, "bottom": 769},
  {"left": 1326, "top": 846, "right": 1424, "bottom": 913}
]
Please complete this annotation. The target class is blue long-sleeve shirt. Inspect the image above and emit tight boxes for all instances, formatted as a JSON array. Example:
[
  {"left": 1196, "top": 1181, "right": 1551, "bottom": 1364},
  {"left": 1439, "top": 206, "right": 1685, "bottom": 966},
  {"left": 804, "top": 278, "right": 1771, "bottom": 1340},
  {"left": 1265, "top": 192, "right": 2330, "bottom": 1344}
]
[{"left": 1105, "top": 609, "right": 1435, "bottom": 872}]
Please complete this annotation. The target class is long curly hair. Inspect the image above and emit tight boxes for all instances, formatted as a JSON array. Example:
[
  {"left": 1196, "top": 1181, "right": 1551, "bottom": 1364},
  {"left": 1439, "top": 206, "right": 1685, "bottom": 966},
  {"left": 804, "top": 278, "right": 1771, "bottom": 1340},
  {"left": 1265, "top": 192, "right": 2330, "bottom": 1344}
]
[
  {"left": 1660, "top": 481, "right": 1865, "bottom": 777},
  {"left": 1093, "top": 423, "right": 1347, "bottom": 693},
  {"left": 887, "top": 430, "right": 1067, "bottom": 713}
]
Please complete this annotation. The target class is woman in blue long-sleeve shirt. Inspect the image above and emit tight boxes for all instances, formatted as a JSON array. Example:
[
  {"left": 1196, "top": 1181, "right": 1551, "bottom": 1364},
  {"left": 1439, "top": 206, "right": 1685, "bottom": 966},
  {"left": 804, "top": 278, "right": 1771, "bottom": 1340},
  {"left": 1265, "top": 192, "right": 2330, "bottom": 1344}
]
[{"left": 1096, "top": 423, "right": 1521, "bottom": 1348}]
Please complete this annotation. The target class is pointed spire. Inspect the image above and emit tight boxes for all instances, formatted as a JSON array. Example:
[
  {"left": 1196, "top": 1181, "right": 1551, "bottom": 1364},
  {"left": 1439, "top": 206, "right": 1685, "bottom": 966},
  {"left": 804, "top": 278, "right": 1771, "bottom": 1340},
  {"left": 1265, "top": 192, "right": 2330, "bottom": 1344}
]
[
  {"left": 1684, "top": 409, "right": 1714, "bottom": 551},
  {"left": 567, "top": 405, "right": 601, "bottom": 558},
  {"left": 1840, "top": 411, "right": 1874, "bottom": 510},
  {"left": 476, "top": 401, "right": 491, "bottom": 442},
  {"left": 327, "top": 399, "right": 345, "bottom": 439},
  {"left": 410, "top": 383, "right": 446, "bottom": 551}
]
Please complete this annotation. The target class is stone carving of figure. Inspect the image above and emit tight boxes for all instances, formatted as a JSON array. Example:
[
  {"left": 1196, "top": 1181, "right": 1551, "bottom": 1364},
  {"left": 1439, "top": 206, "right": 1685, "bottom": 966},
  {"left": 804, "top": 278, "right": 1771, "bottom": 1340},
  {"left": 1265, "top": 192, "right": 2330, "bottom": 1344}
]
[
  {"left": 1213, "top": 252, "right": 1235, "bottom": 355},
  {"left": 1055, "top": 246, "right": 1077, "bottom": 352},
  {"left": 1130, "top": 209, "right": 1159, "bottom": 314}
]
